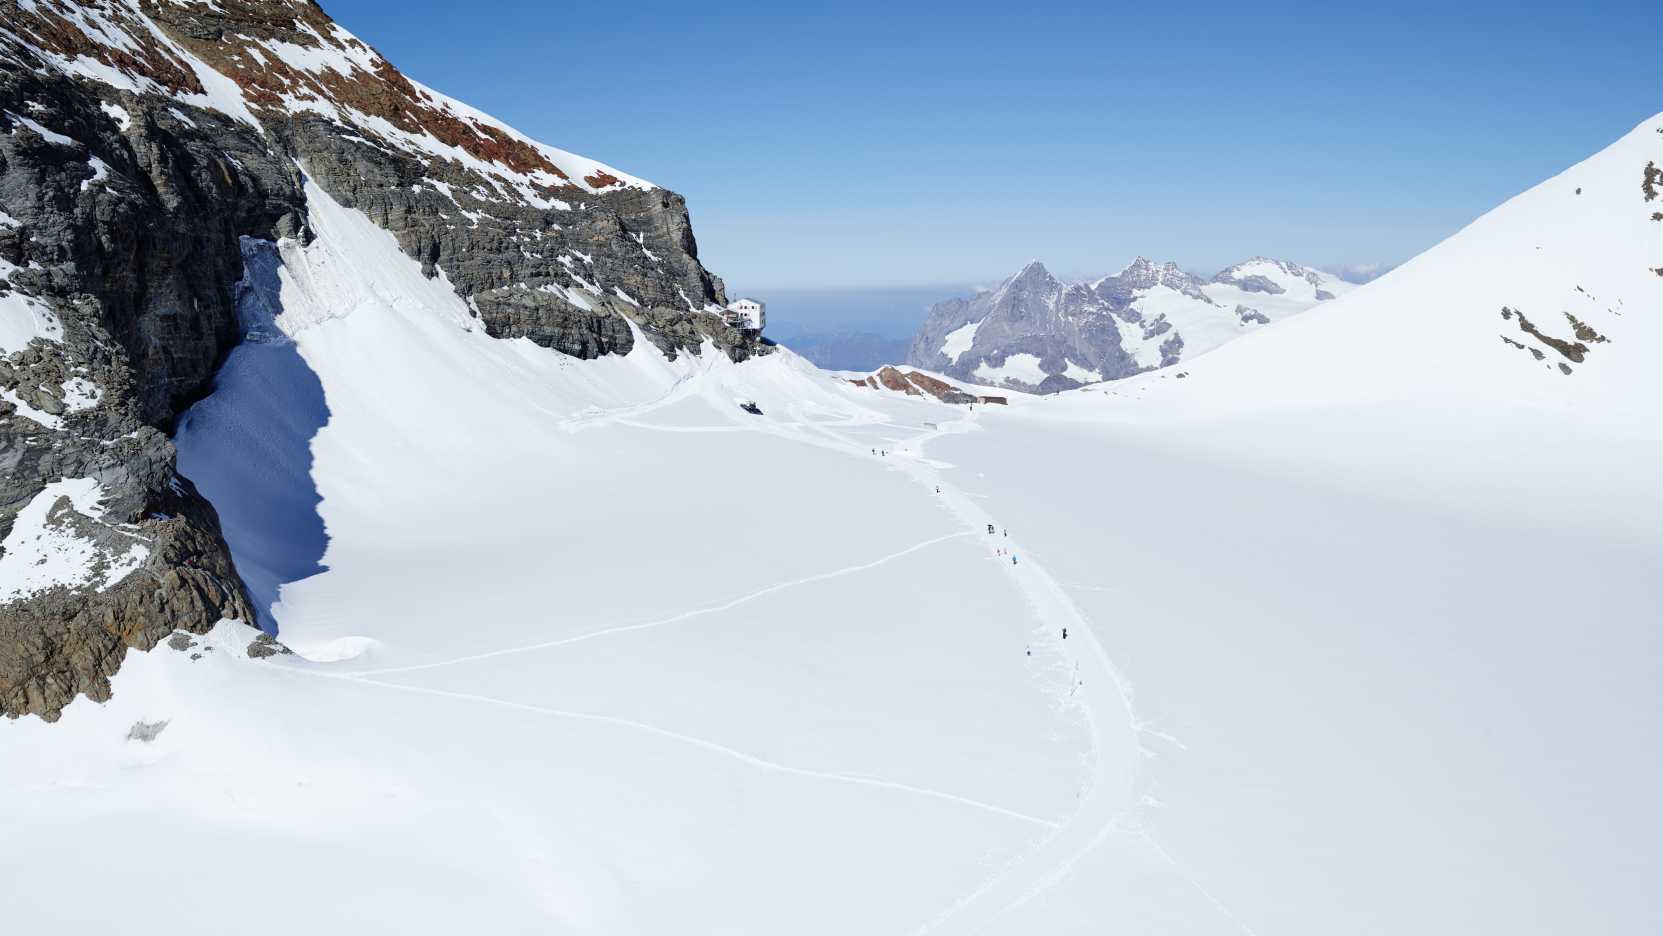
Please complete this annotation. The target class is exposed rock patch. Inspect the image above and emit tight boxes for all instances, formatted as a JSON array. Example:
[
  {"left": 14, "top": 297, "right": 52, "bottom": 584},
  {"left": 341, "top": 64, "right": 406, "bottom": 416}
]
[
  {"left": 849, "top": 366, "right": 979, "bottom": 404},
  {"left": 245, "top": 632, "right": 292, "bottom": 659},
  {"left": 1498, "top": 306, "right": 1612, "bottom": 375},
  {"left": 126, "top": 719, "right": 168, "bottom": 742}
]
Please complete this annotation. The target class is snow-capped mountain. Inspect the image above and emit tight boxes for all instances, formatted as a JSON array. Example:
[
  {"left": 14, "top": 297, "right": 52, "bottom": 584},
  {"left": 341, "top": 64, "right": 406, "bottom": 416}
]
[
  {"left": 909, "top": 255, "right": 1352, "bottom": 391},
  {"left": 0, "top": 0, "right": 768, "bottom": 719},
  {"left": 2, "top": 4, "right": 1660, "bottom": 935},
  {"left": 3, "top": 99, "right": 1657, "bottom": 932}
]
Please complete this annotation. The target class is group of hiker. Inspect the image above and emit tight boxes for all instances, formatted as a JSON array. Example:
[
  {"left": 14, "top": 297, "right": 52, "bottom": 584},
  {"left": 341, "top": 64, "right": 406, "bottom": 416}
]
[
  {"left": 987, "top": 524, "right": 1017, "bottom": 564},
  {"left": 860, "top": 439, "right": 1072, "bottom": 652},
  {"left": 990, "top": 522, "right": 1073, "bottom": 648}
]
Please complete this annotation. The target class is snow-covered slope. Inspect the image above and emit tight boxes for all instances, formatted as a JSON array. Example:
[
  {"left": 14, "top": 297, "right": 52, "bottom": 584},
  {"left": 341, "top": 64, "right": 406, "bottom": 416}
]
[
  {"left": 921, "top": 112, "right": 1663, "bottom": 935},
  {"left": 3, "top": 8, "right": 1659, "bottom": 932},
  {"left": 909, "top": 256, "right": 1352, "bottom": 392}
]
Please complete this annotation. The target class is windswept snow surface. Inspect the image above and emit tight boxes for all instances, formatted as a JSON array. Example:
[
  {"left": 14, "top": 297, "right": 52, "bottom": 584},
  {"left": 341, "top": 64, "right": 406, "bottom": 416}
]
[{"left": 4, "top": 118, "right": 1661, "bottom": 935}]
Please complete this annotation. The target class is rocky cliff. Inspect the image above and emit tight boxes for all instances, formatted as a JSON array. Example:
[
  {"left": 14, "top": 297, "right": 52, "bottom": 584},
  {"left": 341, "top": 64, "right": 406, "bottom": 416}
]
[
  {"left": 0, "top": 0, "right": 762, "bottom": 719},
  {"left": 908, "top": 256, "right": 1350, "bottom": 393}
]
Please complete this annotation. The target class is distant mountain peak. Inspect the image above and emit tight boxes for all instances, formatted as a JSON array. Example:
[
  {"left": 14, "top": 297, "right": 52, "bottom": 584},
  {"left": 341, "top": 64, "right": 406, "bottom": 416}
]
[
  {"left": 990, "top": 259, "right": 1062, "bottom": 306},
  {"left": 1212, "top": 257, "right": 1339, "bottom": 297},
  {"left": 1008, "top": 259, "right": 1057, "bottom": 284},
  {"left": 909, "top": 253, "right": 1352, "bottom": 392}
]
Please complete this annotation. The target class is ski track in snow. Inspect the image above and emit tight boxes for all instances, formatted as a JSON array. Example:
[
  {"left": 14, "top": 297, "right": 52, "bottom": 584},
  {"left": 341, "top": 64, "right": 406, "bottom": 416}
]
[
  {"left": 279, "top": 663, "right": 1059, "bottom": 830},
  {"left": 345, "top": 529, "right": 974, "bottom": 678},
  {"left": 621, "top": 396, "right": 1155, "bottom": 932},
  {"left": 1131, "top": 823, "right": 1264, "bottom": 936},
  {"left": 596, "top": 386, "right": 1214, "bottom": 933},
  {"left": 784, "top": 403, "right": 1251, "bottom": 936},
  {"left": 858, "top": 411, "right": 1146, "bottom": 934},
  {"left": 318, "top": 385, "right": 1160, "bottom": 927},
  {"left": 277, "top": 363, "right": 1230, "bottom": 931}
]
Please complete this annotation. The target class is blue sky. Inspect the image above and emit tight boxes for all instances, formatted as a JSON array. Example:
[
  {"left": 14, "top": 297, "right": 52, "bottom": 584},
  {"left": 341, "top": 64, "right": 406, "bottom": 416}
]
[{"left": 324, "top": 0, "right": 1658, "bottom": 290}]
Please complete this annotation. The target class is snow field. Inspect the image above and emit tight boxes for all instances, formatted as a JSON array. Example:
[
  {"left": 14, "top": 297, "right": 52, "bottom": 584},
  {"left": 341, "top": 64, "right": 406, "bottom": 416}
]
[{"left": 2, "top": 178, "right": 1109, "bottom": 934}]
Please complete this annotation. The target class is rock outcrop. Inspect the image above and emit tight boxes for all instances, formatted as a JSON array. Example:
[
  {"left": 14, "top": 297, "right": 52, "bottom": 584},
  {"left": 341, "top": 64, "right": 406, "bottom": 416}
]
[
  {"left": 1, "top": 0, "right": 760, "bottom": 719},
  {"left": 848, "top": 366, "right": 983, "bottom": 404}
]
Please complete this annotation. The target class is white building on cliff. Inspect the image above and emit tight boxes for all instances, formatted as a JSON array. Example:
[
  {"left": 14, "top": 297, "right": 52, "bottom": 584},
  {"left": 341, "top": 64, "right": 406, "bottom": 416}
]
[{"left": 724, "top": 298, "right": 766, "bottom": 332}]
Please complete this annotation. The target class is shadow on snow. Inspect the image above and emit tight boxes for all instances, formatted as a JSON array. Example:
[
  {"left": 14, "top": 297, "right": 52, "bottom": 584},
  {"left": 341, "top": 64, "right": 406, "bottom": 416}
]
[{"left": 175, "top": 239, "right": 329, "bottom": 635}]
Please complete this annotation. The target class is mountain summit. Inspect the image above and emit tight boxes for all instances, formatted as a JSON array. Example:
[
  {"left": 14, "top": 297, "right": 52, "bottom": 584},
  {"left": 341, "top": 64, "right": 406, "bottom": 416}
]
[{"left": 908, "top": 255, "right": 1350, "bottom": 392}]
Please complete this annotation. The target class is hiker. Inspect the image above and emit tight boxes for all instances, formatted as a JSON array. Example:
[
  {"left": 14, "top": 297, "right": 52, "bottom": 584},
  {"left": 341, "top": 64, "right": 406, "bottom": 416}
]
[
  {"left": 1011, "top": 555, "right": 1018, "bottom": 565},
  {"left": 986, "top": 523, "right": 995, "bottom": 535},
  {"left": 1062, "top": 627, "right": 1068, "bottom": 640}
]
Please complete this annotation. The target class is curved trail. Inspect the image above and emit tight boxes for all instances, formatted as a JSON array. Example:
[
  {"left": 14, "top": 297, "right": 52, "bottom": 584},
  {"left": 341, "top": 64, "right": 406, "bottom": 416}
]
[
  {"left": 621, "top": 388, "right": 1149, "bottom": 932},
  {"left": 303, "top": 376, "right": 1147, "bottom": 931},
  {"left": 344, "top": 530, "right": 972, "bottom": 678},
  {"left": 356, "top": 676, "right": 1062, "bottom": 829},
  {"left": 731, "top": 397, "right": 1146, "bottom": 933},
  {"left": 275, "top": 661, "right": 1057, "bottom": 831},
  {"left": 872, "top": 411, "right": 1142, "bottom": 935}
]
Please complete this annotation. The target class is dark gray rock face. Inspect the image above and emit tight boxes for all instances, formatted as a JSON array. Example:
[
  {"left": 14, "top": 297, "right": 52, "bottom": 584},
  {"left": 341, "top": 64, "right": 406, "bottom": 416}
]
[
  {"left": 282, "top": 118, "right": 760, "bottom": 362},
  {"left": 1, "top": 62, "right": 287, "bottom": 719},
  {"left": 140, "top": 0, "right": 760, "bottom": 364},
  {"left": 1, "top": 0, "right": 759, "bottom": 719}
]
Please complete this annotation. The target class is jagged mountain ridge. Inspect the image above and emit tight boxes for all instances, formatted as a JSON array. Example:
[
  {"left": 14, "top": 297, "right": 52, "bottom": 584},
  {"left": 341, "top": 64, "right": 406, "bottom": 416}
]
[
  {"left": 0, "top": 0, "right": 758, "bottom": 719},
  {"left": 908, "top": 255, "right": 1351, "bottom": 392}
]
